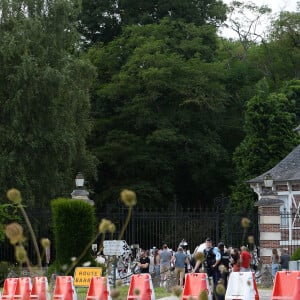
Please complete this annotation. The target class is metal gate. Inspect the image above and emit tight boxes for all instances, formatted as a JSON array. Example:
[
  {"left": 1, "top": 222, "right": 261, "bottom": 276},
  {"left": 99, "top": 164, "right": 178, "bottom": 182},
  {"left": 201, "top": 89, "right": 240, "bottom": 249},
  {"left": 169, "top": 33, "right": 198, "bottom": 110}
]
[
  {"left": 98, "top": 202, "right": 259, "bottom": 252},
  {"left": 0, "top": 201, "right": 259, "bottom": 262}
]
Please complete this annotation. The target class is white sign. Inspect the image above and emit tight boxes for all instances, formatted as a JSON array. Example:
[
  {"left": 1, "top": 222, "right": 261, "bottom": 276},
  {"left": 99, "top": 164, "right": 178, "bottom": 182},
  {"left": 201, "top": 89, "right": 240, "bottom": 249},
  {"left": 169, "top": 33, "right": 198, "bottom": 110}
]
[{"left": 103, "top": 240, "right": 128, "bottom": 256}]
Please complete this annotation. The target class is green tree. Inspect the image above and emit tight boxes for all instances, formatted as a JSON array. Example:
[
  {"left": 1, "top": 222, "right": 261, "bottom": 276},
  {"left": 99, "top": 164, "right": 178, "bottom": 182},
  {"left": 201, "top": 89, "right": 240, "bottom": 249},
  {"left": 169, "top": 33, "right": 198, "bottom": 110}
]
[
  {"left": 268, "top": 10, "right": 300, "bottom": 84},
  {"left": 230, "top": 82, "right": 300, "bottom": 213},
  {"left": 86, "top": 19, "right": 229, "bottom": 208},
  {"left": 244, "top": 10, "right": 300, "bottom": 89},
  {"left": 281, "top": 80, "right": 300, "bottom": 122},
  {"left": 0, "top": 0, "right": 97, "bottom": 208},
  {"left": 216, "top": 8, "right": 300, "bottom": 208},
  {"left": 77, "top": 0, "right": 227, "bottom": 46},
  {"left": 77, "top": 0, "right": 121, "bottom": 45},
  {"left": 118, "top": 0, "right": 227, "bottom": 26},
  {"left": 216, "top": 38, "right": 263, "bottom": 155}
]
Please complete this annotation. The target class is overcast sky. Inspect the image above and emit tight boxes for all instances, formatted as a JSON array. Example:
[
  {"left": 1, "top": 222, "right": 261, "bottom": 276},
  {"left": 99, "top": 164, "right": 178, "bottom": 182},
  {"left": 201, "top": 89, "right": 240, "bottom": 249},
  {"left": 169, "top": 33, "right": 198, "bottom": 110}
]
[{"left": 220, "top": 0, "right": 298, "bottom": 38}]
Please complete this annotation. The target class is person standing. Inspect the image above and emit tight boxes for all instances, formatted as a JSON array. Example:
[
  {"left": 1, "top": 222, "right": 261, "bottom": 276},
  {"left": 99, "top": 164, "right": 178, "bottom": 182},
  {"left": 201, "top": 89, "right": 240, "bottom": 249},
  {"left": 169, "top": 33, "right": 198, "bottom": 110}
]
[
  {"left": 280, "top": 248, "right": 290, "bottom": 271},
  {"left": 154, "top": 248, "right": 160, "bottom": 275},
  {"left": 179, "top": 239, "right": 191, "bottom": 273},
  {"left": 201, "top": 238, "right": 218, "bottom": 285},
  {"left": 160, "top": 244, "right": 172, "bottom": 287},
  {"left": 230, "top": 248, "right": 240, "bottom": 272},
  {"left": 192, "top": 238, "right": 213, "bottom": 273},
  {"left": 148, "top": 250, "right": 154, "bottom": 273},
  {"left": 239, "top": 246, "right": 251, "bottom": 272},
  {"left": 138, "top": 249, "right": 150, "bottom": 273},
  {"left": 172, "top": 246, "right": 189, "bottom": 287},
  {"left": 217, "top": 243, "right": 230, "bottom": 289},
  {"left": 271, "top": 248, "right": 280, "bottom": 281}
]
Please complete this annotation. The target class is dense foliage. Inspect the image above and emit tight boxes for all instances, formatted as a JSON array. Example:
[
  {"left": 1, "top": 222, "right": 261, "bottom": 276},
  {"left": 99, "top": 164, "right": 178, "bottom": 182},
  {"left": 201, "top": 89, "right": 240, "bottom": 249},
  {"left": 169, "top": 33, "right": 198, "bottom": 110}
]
[
  {"left": 230, "top": 83, "right": 300, "bottom": 214},
  {"left": 86, "top": 19, "right": 231, "bottom": 208},
  {"left": 0, "top": 0, "right": 299, "bottom": 215},
  {"left": 77, "top": 0, "right": 227, "bottom": 46},
  {"left": 0, "top": 0, "right": 97, "bottom": 208}
]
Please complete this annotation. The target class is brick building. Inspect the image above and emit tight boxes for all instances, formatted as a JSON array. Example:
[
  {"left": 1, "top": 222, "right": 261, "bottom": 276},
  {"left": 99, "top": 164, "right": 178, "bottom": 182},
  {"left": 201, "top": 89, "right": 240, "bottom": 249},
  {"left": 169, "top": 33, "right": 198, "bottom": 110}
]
[{"left": 248, "top": 144, "right": 300, "bottom": 264}]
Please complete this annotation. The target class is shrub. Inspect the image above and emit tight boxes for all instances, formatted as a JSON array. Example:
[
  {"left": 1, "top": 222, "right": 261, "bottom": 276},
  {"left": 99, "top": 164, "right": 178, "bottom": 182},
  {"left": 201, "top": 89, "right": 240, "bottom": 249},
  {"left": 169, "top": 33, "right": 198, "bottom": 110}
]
[
  {"left": 291, "top": 247, "right": 300, "bottom": 260},
  {"left": 51, "top": 198, "right": 96, "bottom": 273}
]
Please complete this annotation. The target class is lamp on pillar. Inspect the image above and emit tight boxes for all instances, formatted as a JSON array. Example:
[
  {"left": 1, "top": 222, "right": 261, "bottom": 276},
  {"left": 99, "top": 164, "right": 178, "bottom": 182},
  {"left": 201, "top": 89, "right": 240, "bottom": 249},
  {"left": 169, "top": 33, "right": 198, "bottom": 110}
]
[
  {"left": 71, "top": 172, "right": 94, "bottom": 206},
  {"left": 75, "top": 172, "right": 84, "bottom": 188},
  {"left": 264, "top": 173, "right": 273, "bottom": 188},
  {"left": 255, "top": 173, "right": 282, "bottom": 206}
]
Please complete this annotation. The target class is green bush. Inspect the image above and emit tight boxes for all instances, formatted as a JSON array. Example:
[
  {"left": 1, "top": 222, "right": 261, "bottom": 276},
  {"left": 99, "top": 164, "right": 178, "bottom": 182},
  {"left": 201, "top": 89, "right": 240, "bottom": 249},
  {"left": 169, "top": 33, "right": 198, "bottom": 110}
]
[
  {"left": 51, "top": 198, "right": 96, "bottom": 273},
  {"left": 291, "top": 247, "right": 300, "bottom": 260}
]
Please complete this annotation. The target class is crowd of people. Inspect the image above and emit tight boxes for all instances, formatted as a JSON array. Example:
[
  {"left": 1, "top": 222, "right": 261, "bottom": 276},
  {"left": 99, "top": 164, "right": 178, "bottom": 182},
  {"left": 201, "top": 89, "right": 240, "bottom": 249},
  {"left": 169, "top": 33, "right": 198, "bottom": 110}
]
[
  {"left": 133, "top": 238, "right": 291, "bottom": 293},
  {"left": 132, "top": 238, "right": 256, "bottom": 287},
  {"left": 100, "top": 237, "right": 291, "bottom": 297}
]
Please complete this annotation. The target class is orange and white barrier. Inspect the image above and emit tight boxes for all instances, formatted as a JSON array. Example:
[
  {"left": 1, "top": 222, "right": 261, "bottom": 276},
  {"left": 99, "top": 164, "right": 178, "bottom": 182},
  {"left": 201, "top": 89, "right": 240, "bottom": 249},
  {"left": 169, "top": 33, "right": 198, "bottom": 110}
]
[
  {"left": 271, "top": 271, "right": 300, "bottom": 300},
  {"left": 2, "top": 278, "right": 19, "bottom": 300},
  {"left": 13, "top": 277, "right": 32, "bottom": 300},
  {"left": 127, "top": 274, "right": 155, "bottom": 300},
  {"left": 181, "top": 273, "right": 213, "bottom": 300},
  {"left": 225, "top": 272, "right": 259, "bottom": 300},
  {"left": 53, "top": 276, "right": 77, "bottom": 300},
  {"left": 30, "top": 277, "right": 49, "bottom": 300},
  {"left": 85, "top": 277, "right": 111, "bottom": 300}
]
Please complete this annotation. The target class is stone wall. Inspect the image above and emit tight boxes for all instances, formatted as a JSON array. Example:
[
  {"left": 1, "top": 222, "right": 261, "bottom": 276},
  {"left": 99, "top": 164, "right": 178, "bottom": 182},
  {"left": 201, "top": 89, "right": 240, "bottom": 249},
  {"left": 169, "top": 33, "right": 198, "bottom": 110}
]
[{"left": 258, "top": 205, "right": 281, "bottom": 264}]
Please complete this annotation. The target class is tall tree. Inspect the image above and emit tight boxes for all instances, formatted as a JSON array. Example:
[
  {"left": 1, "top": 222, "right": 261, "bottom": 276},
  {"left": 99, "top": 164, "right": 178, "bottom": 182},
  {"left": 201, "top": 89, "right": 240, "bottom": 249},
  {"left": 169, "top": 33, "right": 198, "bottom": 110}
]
[
  {"left": 222, "top": 1, "right": 272, "bottom": 59},
  {"left": 77, "top": 0, "right": 227, "bottom": 46},
  {"left": 238, "top": 9, "right": 300, "bottom": 90},
  {"left": 86, "top": 19, "right": 229, "bottom": 208},
  {"left": 265, "top": 10, "right": 300, "bottom": 86},
  {"left": 118, "top": 0, "right": 227, "bottom": 26},
  {"left": 0, "top": 0, "right": 97, "bottom": 208},
  {"left": 230, "top": 80, "right": 300, "bottom": 213}
]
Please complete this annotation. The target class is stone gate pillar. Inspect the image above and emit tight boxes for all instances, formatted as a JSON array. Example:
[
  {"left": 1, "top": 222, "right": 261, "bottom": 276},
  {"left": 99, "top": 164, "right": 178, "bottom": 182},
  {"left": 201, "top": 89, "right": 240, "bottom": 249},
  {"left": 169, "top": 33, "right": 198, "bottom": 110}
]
[{"left": 255, "top": 191, "right": 283, "bottom": 264}]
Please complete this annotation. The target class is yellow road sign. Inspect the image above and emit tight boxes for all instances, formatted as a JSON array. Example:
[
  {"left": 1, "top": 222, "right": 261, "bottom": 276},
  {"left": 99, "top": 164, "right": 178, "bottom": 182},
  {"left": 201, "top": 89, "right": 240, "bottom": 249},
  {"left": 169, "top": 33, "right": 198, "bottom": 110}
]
[{"left": 73, "top": 267, "right": 102, "bottom": 287}]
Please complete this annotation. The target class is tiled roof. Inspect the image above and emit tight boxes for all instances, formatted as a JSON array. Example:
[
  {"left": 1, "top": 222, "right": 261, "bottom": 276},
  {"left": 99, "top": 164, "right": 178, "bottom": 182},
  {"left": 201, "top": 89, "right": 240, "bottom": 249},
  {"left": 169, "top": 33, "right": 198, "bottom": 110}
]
[{"left": 247, "top": 144, "right": 300, "bottom": 183}]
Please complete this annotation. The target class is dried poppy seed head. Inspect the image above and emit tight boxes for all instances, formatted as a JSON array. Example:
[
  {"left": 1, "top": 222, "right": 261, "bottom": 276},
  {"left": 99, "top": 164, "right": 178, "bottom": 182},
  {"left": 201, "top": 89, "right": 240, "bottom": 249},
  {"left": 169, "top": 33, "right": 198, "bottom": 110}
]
[
  {"left": 98, "top": 219, "right": 112, "bottom": 233},
  {"left": 15, "top": 245, "right": 28, "bottom": 263},
  {"left": 5, "top": 223, "right": 24, "bottom": 245},
  {"left": 120, "top": 189, "right": 137, "bottom": 207},
  {"left": 40, "top": 238, "right": 51, "bottom": 249},
  {"left": 7, "top": 189, "right": 22, "bottom": 204},
  {"left": 241, "top": 217, "right": 250, "bottom": 228}
]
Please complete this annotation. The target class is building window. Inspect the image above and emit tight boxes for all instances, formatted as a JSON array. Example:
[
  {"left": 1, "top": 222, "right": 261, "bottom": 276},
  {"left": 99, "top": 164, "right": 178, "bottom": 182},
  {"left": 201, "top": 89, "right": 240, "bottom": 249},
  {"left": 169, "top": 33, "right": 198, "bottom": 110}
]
[{"left": 279, "top": 195, "right": 289, "bottom": 228}]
